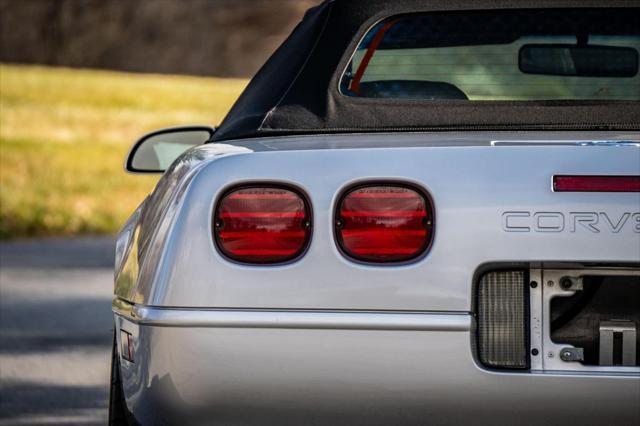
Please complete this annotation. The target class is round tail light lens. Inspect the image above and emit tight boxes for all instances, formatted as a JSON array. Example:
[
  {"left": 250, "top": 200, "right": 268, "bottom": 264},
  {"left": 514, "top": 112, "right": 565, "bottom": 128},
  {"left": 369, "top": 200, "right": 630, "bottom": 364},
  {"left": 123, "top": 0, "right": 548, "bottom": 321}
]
[
  {"left": 336, "top": 184, "right": 433, "bottom": 263},
  {"left": 214, "top": 186, "right": 311, "bottom": 264}
]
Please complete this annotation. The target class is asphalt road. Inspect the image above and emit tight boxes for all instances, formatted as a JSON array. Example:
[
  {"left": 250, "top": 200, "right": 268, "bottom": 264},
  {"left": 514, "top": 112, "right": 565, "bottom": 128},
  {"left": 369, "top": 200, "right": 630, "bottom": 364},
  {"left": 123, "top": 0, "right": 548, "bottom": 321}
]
[{"left": 0, "top": 238, "right": 116, "bottom": 425}]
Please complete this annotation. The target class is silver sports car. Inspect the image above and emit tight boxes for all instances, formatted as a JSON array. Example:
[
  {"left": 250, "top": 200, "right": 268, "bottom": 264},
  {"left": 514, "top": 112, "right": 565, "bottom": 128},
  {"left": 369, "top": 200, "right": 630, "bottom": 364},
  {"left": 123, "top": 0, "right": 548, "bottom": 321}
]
[{"left": 110, "top": 1, "right": 640, "bottom": 424}]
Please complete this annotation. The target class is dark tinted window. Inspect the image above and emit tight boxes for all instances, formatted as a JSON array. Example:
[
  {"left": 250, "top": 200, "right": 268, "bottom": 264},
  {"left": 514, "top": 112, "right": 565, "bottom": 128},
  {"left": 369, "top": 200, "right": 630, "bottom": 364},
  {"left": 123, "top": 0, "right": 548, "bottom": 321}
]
[{"left": 341, "top": 9, "right": 640, "bottom": 101}]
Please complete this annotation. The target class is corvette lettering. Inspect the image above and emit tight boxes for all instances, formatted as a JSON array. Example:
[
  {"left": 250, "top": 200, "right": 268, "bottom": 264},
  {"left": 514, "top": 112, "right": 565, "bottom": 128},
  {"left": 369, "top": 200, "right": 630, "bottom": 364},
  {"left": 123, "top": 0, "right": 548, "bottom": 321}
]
[{"left": 502, "top": 212, "right": 640, "bottom": 233}]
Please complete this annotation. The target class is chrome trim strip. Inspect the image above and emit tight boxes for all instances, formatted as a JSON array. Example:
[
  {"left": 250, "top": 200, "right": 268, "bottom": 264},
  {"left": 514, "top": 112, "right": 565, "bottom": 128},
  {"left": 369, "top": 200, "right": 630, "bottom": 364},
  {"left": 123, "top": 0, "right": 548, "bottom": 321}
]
[
  {"left": 113, "top": 301, "right": 471, "bottom": 331},
  {"left": 491, "top": 140, "right": 640, "bottom": 147}
]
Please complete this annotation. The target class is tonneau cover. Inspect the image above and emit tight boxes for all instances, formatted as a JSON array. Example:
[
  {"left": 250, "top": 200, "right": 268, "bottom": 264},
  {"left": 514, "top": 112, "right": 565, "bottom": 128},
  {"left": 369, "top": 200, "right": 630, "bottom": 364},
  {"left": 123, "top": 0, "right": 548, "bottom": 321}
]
[{"left": 213, "top": 0, "right": 640, "bottom": 142}]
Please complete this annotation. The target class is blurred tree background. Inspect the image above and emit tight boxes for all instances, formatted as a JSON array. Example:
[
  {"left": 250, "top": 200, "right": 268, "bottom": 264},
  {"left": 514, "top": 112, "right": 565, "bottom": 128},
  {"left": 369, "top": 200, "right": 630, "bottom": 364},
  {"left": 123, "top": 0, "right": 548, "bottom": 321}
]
[
  {"left": 0, "top": 0, "right": 317, "bottom": 77},
  {"left": 0, "top": 0, "right": 318, "bottom": 239}
]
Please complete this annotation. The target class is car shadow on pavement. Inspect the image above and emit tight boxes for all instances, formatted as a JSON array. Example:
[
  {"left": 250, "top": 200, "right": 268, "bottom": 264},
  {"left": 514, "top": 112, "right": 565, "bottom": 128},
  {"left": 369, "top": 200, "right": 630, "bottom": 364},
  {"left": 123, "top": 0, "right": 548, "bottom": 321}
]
[
  {"left": 0, "top": 296, "right": 113, "bottom": 355},
  {"left": 0, "top": 237, "right": 116, "bottom": 424},
  {"left": 0, "top": 381, "right": 108, "bottom": 425}
]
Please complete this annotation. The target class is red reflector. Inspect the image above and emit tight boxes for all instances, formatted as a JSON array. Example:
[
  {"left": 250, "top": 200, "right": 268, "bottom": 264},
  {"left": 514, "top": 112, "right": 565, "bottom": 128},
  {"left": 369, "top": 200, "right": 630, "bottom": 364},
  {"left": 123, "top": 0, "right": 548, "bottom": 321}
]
[
  {"left": 214, "top": 186, "right": 311, "bottom": 264},
  {"left": 554, "top": 175, "right": 640, "bottom": 192},
  {"left": 120, "top": 330, "right": 134, "bottom": 362},
  {"left": 336, "top": 185, "right": 433, "bottom": 263}
]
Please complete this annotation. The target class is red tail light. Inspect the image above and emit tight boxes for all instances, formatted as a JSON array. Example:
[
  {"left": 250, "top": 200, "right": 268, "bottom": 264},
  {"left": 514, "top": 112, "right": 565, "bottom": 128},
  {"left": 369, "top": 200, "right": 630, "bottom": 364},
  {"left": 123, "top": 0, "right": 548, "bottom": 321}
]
[
  {"left": 553, "top": 175, "right": 640, "bottom": 192},
  {"left": 336, "top": 184, "right": 433, "bottom": 263},
  {"left": 214, "top": 186, "right": 311, "bottom": 264}
]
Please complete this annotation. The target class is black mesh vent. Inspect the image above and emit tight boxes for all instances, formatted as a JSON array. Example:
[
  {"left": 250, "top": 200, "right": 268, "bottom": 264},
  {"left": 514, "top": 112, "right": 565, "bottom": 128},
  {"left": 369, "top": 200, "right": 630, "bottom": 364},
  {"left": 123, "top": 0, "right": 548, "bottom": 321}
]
[{"left": 477, "top": 270, "right": 529, "bottom": 369}]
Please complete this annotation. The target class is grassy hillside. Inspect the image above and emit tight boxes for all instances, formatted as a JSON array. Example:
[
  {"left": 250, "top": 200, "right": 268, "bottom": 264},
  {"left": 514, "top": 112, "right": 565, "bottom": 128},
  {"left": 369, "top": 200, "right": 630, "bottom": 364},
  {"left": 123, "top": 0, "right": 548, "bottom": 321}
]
[{"left": 0, "top": 64, "right": 247, "bottom": 238}]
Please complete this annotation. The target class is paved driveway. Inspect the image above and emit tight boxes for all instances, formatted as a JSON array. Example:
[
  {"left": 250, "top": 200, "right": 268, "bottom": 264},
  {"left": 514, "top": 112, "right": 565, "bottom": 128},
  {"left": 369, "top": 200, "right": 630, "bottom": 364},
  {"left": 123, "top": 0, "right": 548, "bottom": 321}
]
[{"left": 0, "top": 238, "right": 115, "bottom": 425}]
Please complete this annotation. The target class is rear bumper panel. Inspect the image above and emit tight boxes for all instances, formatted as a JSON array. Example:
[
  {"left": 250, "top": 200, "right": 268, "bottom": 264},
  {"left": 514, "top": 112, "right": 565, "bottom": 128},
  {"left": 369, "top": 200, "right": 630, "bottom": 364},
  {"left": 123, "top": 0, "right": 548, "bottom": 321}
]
[{"left": 114, "top": 308, "right": 640, "bottom": 426}]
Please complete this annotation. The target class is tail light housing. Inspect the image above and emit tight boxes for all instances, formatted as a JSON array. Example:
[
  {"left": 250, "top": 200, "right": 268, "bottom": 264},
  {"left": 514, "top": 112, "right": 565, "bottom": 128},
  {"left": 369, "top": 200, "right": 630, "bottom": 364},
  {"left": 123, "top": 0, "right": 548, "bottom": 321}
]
[
  {"left": 214, "top": 185, "right": 311, "bottom": 264},
  {"left": 335, "top": 184, "right": 433, "bottom": 263}
]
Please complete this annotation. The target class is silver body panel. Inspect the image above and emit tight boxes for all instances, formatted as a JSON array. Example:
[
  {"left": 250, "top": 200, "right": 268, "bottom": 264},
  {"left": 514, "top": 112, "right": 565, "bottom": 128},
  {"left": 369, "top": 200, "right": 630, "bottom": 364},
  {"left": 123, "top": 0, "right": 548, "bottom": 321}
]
[
  {"left": 113, "top": 131, "right": 640, "bottom": 424},
  {"left": 114, "top": 312, "right": 640, "bottom": 425},
  {"left": 115, "top": 132, "right": 640, "bottom": 310}
]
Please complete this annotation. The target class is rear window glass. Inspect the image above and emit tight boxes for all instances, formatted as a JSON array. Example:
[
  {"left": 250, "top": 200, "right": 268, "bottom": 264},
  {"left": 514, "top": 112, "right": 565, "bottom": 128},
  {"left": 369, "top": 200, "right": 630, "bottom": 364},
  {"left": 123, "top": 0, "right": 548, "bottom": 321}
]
[{"left": 340, "top": 9, "right": 640, "bottom": 101}]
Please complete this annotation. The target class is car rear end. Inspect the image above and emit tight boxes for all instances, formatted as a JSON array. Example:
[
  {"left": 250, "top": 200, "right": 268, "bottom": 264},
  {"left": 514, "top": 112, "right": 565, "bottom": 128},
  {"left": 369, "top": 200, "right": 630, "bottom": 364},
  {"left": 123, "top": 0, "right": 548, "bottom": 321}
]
[
  {"left": 112, "top": 3, "right": 640, "bottom": 424},
  {"left": 113, "top": 131, "right": 639, "bottom": 425}
]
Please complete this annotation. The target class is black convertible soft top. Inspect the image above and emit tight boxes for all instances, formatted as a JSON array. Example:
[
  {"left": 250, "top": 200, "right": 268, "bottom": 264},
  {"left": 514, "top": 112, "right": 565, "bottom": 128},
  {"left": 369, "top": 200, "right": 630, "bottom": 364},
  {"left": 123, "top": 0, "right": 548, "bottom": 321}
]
[{"left": 213, "top": 0, "right": 640, "bottom": 142}]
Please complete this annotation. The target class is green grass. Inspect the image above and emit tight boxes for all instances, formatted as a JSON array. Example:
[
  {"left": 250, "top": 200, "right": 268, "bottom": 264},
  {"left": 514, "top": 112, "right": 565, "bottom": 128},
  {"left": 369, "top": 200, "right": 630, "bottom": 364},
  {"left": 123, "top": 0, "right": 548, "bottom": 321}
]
[{"left": 0, "top": 64, "right": 247, "bottom": 238}]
